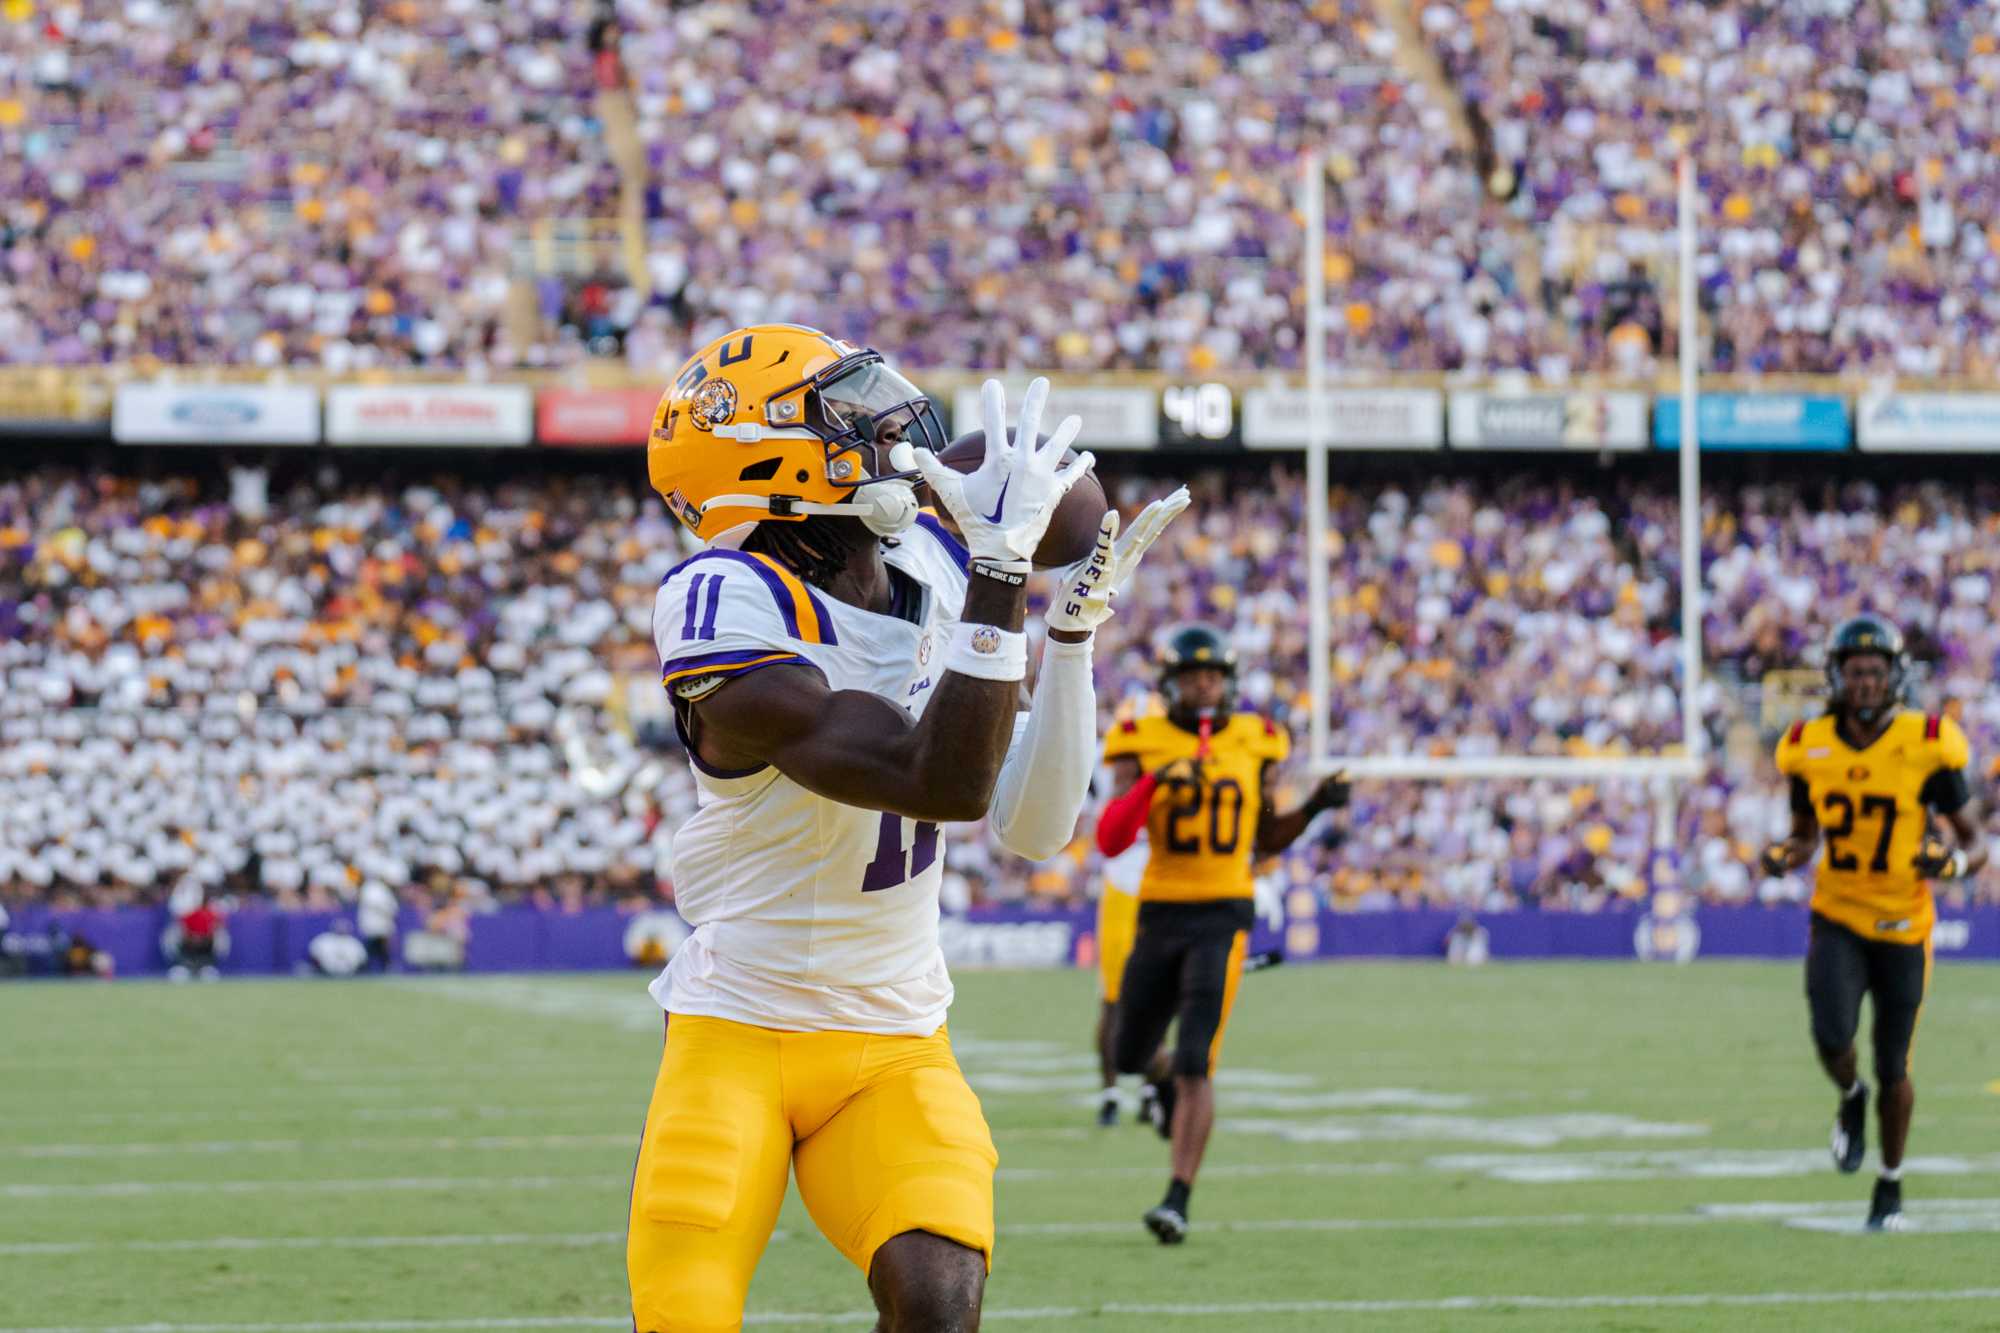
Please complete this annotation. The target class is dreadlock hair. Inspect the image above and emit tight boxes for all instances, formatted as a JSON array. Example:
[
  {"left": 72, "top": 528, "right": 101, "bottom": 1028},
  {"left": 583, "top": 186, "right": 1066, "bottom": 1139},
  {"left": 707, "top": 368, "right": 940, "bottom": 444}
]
[{"left": 741, "top": 514, "right": 881, "bottom": 590}]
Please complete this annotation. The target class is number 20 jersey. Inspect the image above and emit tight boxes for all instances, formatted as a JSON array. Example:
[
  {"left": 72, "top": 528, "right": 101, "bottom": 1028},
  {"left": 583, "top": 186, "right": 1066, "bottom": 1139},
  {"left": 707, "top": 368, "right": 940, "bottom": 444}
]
[
  {"left": 1101, "top": 713, "right": 1289, "bottom": 903},
  {"left": 1775, "top": 708, "right": 1972, "bottom": 944},
  {"left": 649, "top": 515, "right": 975, "bottom": 1036}
]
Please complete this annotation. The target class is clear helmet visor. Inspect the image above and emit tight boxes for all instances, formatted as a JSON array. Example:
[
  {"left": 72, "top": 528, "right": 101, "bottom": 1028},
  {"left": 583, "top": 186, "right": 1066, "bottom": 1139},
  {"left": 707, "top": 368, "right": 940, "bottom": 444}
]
[{"left": 809, "top": 357, "right": 947, "bottom": 484}]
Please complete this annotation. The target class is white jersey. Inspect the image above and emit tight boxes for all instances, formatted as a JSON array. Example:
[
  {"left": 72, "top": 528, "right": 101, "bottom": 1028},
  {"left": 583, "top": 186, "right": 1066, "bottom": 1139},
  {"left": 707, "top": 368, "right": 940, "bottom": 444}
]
[{"left": 649, "top": 515, "right": 973, "bottom": 1036}]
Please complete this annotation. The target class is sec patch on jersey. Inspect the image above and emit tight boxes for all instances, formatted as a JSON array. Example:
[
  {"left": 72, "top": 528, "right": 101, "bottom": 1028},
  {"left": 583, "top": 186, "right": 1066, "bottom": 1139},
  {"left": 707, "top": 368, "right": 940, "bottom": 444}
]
[{"left": 928, "top": 430, "right": 1107, "bottom": 568}]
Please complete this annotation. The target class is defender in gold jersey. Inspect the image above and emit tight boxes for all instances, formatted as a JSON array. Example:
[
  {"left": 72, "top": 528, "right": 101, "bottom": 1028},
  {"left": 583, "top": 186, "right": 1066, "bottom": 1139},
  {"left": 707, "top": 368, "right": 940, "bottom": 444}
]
[
  {"left": 1095, "top": 625, "right": 1347, "bottom": 1243},
  {"left": 1762, "top": 615, "right": 1987, "bottom": 1231}
]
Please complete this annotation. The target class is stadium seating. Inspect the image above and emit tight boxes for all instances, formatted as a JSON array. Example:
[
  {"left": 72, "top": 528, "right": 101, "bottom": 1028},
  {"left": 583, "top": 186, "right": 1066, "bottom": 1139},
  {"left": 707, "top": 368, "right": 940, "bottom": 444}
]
[
  {"left": 4, "top": 462, "right": 1998, "bottom": 916},
  {"left": 1422, "top": 0, "right": 2000, "bottom": 378},
  {"left": 24, "top": 1, "right": 1998, "bottom": 375}
]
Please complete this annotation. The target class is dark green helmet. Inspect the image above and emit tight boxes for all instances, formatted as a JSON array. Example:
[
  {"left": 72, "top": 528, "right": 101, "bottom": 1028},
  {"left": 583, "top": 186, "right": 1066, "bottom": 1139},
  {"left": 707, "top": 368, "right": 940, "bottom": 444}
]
[
  {"left": 1159, "top": 624, "right": 1237, "bottom": 728},
  {"left": 1824, "top": 614, "right": 1907, "bottom": 723}
]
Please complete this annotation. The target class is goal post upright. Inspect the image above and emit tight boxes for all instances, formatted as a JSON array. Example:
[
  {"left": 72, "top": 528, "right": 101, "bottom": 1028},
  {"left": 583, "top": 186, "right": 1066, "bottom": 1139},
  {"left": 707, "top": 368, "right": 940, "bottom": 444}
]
[
  {"left": 1286, "top": 160, "right": 1711, "bottom": 897},
  {"left": 1677, "top": 153, "right": 1705, "bottom": 772},
  {"left": 1303, "top": 148, "right": 1332, "bottom": 768}
]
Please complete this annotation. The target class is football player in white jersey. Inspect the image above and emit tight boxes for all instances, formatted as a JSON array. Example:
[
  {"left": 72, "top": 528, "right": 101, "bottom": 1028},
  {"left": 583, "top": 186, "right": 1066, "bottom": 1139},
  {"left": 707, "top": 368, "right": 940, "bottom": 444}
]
[{"left": 628, "top": 324, "right": 1187, "bottom": 1333}]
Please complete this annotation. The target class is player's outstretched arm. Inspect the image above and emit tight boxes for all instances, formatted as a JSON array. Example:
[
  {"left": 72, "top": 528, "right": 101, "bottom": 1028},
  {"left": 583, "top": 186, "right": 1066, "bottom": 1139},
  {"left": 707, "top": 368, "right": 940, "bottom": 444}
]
[
  {"left": 990, "top": 490, "right": 1192, "bottom": 860},
  {"left": 687, "top": 571, "right": 1031, "bottom": 823},
  {"left": 1253, "top": 765, "right": 1347, "bottom": 858},
  {"left": 1760, "top": 776, "right": 1821, "bottom": 875}
]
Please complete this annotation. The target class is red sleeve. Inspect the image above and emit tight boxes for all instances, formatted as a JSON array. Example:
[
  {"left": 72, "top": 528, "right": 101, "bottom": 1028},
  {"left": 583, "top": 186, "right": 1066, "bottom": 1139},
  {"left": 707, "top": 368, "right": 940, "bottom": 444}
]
[{"left": 1095, "top": 772, "right": 1158, "bottom": 856}]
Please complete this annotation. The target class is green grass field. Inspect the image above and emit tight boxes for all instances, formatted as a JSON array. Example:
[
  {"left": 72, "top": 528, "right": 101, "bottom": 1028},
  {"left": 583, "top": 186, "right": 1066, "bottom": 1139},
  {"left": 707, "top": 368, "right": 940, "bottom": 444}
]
[{"left": 7, "top": 962, "right": 2000, "bottom": 1331}]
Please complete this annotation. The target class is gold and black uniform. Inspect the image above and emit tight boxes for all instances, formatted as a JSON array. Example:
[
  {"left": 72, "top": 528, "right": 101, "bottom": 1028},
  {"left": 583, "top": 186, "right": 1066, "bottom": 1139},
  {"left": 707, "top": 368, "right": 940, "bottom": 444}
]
[
  {"left": 1777, "top": 709, "right": 1972, "bottom": 1083},
  {"left": 1102, "top": 712, "right": 1287, "bottom": 1078}
]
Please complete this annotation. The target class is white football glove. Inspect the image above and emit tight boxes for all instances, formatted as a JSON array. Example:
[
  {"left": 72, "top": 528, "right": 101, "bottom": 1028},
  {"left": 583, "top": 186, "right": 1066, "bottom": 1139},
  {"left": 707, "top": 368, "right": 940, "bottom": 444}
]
[
  {"left": 894, "top": 377, "right": 1094, "bottom": 566},
  {"left": 1044, "top": 487, "right": 1191, "bottom": 636}
]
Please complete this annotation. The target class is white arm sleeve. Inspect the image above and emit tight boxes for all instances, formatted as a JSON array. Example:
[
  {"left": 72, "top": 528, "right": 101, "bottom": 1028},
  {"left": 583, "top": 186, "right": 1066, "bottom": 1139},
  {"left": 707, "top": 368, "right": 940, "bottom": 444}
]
[{"left": 989, "top": 634, "right": 1098, "bottom": 861}]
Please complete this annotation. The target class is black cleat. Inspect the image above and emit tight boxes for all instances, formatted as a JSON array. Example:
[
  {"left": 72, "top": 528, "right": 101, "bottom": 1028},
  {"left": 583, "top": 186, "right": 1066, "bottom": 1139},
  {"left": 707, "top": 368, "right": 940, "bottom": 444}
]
[
  {"left": 1097, "top": 1096, "right": 1119, "bottom": 1128},
  {"left": 1144, "top": 1076, "right": 1177, "bottom": 1141},
  {"left": 1831, "top": 1082, "right": 1869, "bottom": 1174},
  {"left": 1143, "top": 1203, "right": 1189, "bottom": 1244},
  {"left": 1866, "top": 1176, "right": 1906, "bottom": 1232}
]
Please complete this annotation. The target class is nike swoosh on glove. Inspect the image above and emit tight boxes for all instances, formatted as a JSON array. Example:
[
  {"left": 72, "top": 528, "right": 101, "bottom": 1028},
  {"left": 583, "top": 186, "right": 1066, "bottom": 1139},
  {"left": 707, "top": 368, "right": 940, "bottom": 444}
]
[{"left": 895, "top": 377, "right": 1093, "bottom": 566}]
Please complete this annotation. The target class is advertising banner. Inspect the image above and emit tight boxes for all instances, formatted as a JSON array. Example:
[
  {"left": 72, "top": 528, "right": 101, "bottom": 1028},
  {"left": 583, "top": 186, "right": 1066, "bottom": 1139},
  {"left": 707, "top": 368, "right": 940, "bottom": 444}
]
[
  {"left": 949, "top": 383, "right": 1157, "bottom": 450},
  {"left": 1242, "top": 387, "right": 1444, "bottom": 449},
  {"left": 17, "top": 903, "right": 1996, "bottom": 978},
  {"left": 1653, "top": 394, "right": 1849, "bottom": 450},
  {"left": 112, "top": 384, "right": 320, "bottom": 445},
  {"left": 1856, "top": 392, "right": 2000, "bottom": 452},
  {"left": 537, "top": 388, "right": 659, "bottom": 446},
  {"left": 1447, "top": 391, "right": 1648, "bottom": 450},
  {"left": 326, "top": 385, "right": 533, "bottom": 446}
]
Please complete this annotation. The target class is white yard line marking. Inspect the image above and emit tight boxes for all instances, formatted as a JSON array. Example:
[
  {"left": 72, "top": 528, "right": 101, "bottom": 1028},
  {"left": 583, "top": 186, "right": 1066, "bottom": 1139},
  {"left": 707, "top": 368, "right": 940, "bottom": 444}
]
[
  {"left": 1432, "top": 1148, "right": 2000, "bottom": 1184},
  {"left": 3, "top": 1160, "right": 1407, "bottom": 1201},
  {"left": 0, "top": 1233, "right": 625, "bottom": 1258},
  {"left": 999, "top": 1161, "right": 1406, "bottom": 1181},
  {"left": 2, "top": 1099, "right": 640, "bottom": 1122},
  {"left": 6, "top": 1135, "right": 634, "bottom": 1160},
  {"left": 9, "top": 1212, "right": 1702, "bottom": 1258},
  {"left": 999, "top": 1212, "right": 1721, "bottom": 1236},
  {"left": 15, "top": 1200, "right": 1999, "bottom": 1257},
  {"left": 1231, "top": 1113, "right": 1707, "bottom": 1148},
  {"left": 1697, "top": 1196, "right": 2000, "bottom": 1218},
  {"left": 13, "top": 1288, "right": 2000, "bottom": 1330},
  {"left": 2, "top": 1175, "right": 629, "bottom": 1201}
]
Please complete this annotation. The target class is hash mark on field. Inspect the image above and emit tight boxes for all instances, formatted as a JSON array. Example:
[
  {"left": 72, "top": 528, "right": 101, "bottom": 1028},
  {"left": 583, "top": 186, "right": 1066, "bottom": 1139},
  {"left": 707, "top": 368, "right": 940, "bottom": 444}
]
[{"left": 13, "top": 1288, "right": 2000, "bottom": 1328}]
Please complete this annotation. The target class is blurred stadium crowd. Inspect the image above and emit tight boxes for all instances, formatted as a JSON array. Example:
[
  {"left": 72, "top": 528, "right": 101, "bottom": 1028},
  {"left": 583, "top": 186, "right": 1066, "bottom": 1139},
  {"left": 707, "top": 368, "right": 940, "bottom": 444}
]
[
  {"left": 6, "top": 462, "right": 2000, "bottom": 920},
  {"left": 7, "top": 0, "right": 2000, "bottom": 375}
]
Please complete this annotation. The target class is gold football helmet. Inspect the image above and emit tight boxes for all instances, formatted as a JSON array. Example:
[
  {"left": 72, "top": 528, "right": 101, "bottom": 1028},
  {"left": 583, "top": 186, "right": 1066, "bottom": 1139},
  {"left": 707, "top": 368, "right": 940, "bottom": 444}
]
[{"left": 647, "top": 324, "right": 945, "bottom": 541}]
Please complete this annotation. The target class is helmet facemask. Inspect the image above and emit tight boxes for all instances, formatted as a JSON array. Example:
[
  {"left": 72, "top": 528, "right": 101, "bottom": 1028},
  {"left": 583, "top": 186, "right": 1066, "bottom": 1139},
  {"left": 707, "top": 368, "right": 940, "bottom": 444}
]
[
  {"left": 1163, "top": 665, "right": 1235, "bottom": 731},
  {"left": 1831, "top": 650, "right": 1899, "bottom": 725},
  {"left": 1822, "top": 616, "right": 1908, "bottom": 727},
  {"left": 783, "top": 353, "right": 943, "bottom": 535}
]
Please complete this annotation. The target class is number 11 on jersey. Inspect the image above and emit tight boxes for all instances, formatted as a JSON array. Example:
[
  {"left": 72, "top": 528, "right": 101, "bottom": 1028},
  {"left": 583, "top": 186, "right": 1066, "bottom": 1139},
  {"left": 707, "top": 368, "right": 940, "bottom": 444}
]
[{"left": 862, "top": 813, "right": 939, "bottom": 892}]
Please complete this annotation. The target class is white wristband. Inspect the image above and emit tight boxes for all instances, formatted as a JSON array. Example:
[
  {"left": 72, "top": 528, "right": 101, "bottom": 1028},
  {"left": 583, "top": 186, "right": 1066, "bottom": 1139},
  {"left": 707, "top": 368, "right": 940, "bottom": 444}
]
[{"left": 943, "top": 620, "right": 1028, "bottom": 682}]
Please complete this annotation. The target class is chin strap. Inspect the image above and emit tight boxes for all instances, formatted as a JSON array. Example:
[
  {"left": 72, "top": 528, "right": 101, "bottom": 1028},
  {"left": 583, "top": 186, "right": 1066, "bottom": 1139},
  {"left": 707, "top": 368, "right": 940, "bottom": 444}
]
[{"left": 698, "top": 481, "right": 921, "bottom": 537}]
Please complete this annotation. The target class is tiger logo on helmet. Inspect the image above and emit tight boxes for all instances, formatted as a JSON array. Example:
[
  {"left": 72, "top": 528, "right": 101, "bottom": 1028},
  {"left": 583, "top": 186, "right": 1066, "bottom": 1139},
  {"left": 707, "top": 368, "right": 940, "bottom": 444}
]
[{"left": 648, "top": 324, "right": 947, "bottom": 542}]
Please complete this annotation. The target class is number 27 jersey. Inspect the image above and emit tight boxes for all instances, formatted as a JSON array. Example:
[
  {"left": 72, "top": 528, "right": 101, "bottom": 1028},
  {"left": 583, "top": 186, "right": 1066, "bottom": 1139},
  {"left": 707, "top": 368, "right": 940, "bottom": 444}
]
[
  {"left": 1101, "top": 713, "right": 1289, "bottom": 903},
  {"left": 650, "top": 517, "right": 974, "bottom": 1035},
  {"left": 1775, "top": 709, "right": 1972, "bottom": 944}
]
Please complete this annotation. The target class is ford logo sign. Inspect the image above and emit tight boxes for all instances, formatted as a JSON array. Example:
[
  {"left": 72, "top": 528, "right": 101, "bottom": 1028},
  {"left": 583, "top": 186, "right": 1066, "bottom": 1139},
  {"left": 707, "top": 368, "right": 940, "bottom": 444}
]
[{"left": 169, "top": 398, "right": 259, "bottom": 429}]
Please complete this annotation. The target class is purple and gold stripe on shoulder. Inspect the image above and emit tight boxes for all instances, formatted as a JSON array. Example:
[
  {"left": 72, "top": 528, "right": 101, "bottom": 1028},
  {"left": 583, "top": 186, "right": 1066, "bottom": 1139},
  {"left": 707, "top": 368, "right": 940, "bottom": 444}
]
[
  {"left": 660, "top": 647, "right": 807, "bottom": 688},
  {"left": 659, "top": 549, "right": 839, "bottom": 646},
  {"left": 914, "top": 511, "right": 970, "bottom": 575}
]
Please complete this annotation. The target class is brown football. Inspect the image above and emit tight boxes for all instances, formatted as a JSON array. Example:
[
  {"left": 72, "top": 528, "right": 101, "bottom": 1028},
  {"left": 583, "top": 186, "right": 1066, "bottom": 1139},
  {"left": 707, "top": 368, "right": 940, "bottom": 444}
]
[{"left": 927, "top": 430, "right": 1108, "bottom": 569}]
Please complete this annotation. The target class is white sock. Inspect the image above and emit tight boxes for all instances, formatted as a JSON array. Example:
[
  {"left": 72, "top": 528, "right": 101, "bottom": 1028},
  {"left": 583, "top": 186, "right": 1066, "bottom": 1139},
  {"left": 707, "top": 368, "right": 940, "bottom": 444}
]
[
  {"left": 1881, "top": 1166, "right": 1902, "bottom": 1183},
  {"left": 1099, "top": 1087, "right": 1119, "bottom": 1105},
  {"left": 1845, "top": 1079, "right": 1864, "bottom": 1098}
]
